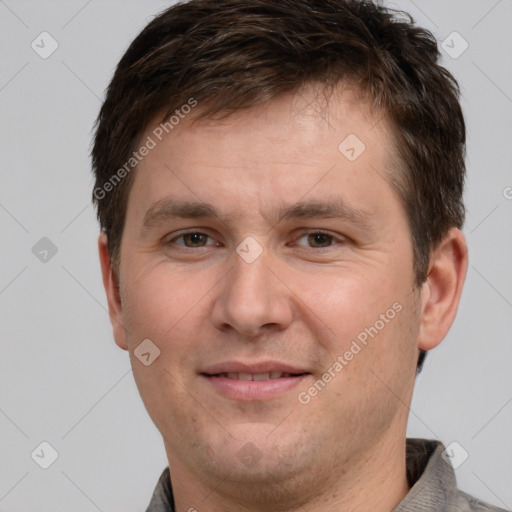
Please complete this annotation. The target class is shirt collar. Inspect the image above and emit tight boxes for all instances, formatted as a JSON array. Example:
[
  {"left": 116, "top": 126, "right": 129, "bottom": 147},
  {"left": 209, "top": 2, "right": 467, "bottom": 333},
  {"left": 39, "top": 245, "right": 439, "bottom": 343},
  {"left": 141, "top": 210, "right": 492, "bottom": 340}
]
[{"left": 394, "top": 438, "right": 455, "bottom": 511}]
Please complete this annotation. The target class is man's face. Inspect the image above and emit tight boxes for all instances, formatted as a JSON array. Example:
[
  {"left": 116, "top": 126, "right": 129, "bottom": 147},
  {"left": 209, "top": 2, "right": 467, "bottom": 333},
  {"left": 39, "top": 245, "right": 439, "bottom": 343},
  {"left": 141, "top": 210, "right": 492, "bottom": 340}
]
[{"left": 113, "top": 88, "right": 422, "bottom": 493}]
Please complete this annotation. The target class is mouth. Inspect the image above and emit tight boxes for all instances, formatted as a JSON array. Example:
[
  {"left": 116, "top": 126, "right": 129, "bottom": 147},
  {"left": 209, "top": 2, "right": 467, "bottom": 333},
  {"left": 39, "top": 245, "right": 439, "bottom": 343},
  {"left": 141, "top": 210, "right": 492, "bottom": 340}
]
[
  {"left": 210, "top": 371, "right": 305, "bottom": 380},
  {"left": 200, "top": 362, "right": 310, "bottom": 401}
]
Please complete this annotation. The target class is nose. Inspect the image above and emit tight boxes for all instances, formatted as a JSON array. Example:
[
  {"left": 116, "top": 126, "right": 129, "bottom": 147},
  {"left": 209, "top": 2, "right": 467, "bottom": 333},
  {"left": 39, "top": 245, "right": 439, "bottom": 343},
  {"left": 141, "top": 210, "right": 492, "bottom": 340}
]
[{"left": 211, "top": 247, "right": 294, "bottom": 338}]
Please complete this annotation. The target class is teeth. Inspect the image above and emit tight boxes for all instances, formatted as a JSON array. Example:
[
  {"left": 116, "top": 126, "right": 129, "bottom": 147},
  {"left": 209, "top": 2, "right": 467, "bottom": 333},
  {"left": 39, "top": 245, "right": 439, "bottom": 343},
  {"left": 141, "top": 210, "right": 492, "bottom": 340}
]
[
  {"left": 220, "top": 372, "right": 293, "bottom": 380},
  {"left": 253, "top": 373, "right": 270, "bottom": 381}
]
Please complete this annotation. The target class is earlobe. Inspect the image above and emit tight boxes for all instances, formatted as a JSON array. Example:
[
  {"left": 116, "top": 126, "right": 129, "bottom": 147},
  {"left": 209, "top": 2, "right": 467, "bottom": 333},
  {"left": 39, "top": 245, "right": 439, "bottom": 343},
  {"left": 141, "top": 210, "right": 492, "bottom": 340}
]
[
  {"left": 98, "top": 233, "right": 129, "bottom": 350},
  {"left": 418, "top": 228, "right": 468, "bottom": 352}
]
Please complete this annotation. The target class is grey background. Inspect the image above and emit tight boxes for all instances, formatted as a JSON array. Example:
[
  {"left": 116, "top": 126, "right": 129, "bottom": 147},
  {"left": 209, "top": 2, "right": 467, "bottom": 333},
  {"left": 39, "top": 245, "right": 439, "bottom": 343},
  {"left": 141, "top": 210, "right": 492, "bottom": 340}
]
[{"left": 0, "top": 0, "right": 511, "bottom": 510}]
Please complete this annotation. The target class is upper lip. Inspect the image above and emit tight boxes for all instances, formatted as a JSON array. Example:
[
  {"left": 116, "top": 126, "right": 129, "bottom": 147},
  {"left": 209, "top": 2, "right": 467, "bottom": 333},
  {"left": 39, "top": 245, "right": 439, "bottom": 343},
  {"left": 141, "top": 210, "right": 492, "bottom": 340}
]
[{"left": 201, "top": 361, "right": 309, "bottom": 375}]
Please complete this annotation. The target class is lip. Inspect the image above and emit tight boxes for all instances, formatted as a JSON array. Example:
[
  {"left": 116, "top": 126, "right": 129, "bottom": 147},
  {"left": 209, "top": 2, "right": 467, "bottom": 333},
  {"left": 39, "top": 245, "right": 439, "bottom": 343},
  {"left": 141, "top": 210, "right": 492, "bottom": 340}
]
[
  {"left": 202, "top": 360, "right": 308, "bottom": 375},
  {"left": 200, "top": 360, "right": 310, "bottom": 401},
  {"left": 201, "top": 374, "right": 309, "bottom": 401}
]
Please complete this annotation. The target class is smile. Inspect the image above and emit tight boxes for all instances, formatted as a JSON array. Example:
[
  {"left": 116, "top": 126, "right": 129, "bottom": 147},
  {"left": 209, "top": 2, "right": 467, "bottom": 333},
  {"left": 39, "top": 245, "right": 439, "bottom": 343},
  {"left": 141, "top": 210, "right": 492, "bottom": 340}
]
[
  {"left": 201, "top": 362, "right": 310, "bottom": 401},
  {"left": 214, "top": 371, "right": 299, "bottom": 380}
]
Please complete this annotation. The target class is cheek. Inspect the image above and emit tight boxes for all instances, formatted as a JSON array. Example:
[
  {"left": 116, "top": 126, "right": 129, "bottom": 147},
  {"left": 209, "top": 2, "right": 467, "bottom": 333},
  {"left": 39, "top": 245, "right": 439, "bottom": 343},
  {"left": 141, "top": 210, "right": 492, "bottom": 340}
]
[
  {"left": 121, "top": 264, "right": 211, "bottom": 345},
  {"left": 342, "top": 293, "right": 420, "bottom": 391},
  {"left": 315, "top": 298, "right": 420, "bottom": 435},
  {"left": 292, "top": 265, "right": 405, "bottom": 348}
]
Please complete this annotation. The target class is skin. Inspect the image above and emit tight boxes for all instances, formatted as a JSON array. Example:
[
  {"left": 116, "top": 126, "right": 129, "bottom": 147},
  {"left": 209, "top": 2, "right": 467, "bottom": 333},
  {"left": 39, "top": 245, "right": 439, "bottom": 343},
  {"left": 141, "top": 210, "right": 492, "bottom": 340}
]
[{"left": 99, "top": 85, "right": 468, "bottom": 512}]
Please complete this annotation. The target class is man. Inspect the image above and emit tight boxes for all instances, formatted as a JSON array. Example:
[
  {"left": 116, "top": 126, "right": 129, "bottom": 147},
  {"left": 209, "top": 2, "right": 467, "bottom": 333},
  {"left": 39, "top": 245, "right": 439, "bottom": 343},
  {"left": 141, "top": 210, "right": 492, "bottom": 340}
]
[{"left": 91, "top": 0, "right": 504, "bottom": 510}]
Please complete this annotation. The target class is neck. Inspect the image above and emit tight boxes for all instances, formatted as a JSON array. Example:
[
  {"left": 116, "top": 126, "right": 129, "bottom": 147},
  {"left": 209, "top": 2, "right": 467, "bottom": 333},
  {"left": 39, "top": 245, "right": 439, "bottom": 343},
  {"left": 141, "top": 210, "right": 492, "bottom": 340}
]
[{"left": 167, "top": 427, "right": 410, "bottom": 512}]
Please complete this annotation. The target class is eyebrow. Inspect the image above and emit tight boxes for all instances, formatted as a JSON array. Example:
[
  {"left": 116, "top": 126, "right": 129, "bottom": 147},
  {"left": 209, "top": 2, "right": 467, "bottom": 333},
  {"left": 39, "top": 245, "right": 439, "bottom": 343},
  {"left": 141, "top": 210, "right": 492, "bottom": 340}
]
[
  {"left": 142, "top": 198, "right": 375, "bottom": 231},
  {"left": 276, "top": 200, "right": 374, "bottom": 229},
  {"left": 143, "top": 200, "right": 221, "bottom": 227}
]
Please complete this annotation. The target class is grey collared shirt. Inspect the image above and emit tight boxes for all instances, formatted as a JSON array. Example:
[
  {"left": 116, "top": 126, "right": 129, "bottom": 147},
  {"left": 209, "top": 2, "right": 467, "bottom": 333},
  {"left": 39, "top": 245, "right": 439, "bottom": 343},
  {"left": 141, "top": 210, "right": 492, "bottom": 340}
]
[{"left": 146, "top": 439, "right": 507, "bottom": 512}]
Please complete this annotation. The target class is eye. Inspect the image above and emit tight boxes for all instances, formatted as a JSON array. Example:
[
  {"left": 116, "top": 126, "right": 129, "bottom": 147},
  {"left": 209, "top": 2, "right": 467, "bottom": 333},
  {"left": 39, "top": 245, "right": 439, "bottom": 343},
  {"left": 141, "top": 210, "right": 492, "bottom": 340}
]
[
  {"left": 294, "top": 230, "right": 341, "bottom": 248},
  {"left": 170, "top": 232, "right": 217, "bottom": 248}
]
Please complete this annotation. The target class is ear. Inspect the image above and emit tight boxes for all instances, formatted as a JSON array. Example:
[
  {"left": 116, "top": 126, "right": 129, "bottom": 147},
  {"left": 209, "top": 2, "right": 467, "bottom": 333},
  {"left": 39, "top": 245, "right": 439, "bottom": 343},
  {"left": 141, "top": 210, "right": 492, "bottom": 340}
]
[
  {"left": 418, "top": 228, "right": 468, "bottom": 351},
  {"left": 98, "top": 233, "right": 128, "bottom": 350}
]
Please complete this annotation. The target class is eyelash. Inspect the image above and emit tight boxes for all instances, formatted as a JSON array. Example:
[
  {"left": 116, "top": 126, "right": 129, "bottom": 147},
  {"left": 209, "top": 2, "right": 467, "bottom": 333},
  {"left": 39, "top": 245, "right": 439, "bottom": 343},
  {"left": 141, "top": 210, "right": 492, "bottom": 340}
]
[
  {"left": 166, "top": 229, "right": 344, "bottom": 250},
  {"left": 293, "top": 229, "right": 343, "bottom": 248}
]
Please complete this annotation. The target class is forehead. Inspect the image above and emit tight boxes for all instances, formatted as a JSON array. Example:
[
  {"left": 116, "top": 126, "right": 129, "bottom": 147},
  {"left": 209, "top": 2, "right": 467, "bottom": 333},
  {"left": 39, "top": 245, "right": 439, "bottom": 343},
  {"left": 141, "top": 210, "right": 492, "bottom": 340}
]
[{"left": 127, "top": 86, "right": 401, "bottom": 227}]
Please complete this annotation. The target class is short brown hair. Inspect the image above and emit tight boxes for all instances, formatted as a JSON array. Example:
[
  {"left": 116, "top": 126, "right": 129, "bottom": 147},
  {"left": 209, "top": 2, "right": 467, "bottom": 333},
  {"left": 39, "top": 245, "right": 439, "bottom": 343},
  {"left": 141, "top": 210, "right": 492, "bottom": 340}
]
[{"left": 92, "top": 0, "right": 466, "bottom": 369}]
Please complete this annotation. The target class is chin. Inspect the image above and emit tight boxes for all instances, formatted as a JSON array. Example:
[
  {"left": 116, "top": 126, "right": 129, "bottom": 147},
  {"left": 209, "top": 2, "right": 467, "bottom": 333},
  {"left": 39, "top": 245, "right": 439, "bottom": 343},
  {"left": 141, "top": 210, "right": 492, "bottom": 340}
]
[
  {"left": 191, "top": 424, "right": 322, "bottom": 484},
  {"left": 193, "top": 438, "right": 328, "bottom": 509}
]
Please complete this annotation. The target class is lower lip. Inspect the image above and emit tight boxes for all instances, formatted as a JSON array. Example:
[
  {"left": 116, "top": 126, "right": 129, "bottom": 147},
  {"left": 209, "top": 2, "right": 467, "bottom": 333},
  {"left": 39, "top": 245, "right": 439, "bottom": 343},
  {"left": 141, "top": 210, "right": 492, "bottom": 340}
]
[{"left": 202, "top": 374, "right": 308, "bottom": 401}]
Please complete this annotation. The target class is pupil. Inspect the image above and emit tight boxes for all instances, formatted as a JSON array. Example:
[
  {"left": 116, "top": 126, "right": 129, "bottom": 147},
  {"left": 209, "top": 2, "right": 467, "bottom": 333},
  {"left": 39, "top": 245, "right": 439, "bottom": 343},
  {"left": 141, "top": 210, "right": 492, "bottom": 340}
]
[
  {"left": 187, "top": 233, "right": 204, "bottom": 246},
  {"left": 309, "top": 233, "right": 330, "bottom": 247}
]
